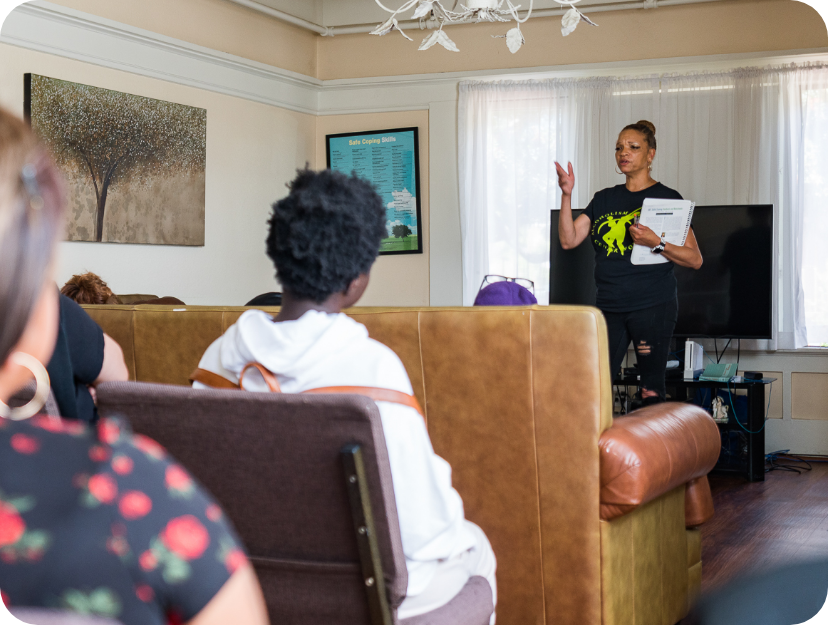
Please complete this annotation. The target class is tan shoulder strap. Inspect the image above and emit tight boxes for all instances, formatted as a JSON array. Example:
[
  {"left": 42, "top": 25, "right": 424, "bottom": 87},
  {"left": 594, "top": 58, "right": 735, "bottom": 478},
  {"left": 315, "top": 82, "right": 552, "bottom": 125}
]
[
  {"left": 239, "top": 362, "right": 282, "bottom": 393},
  {"left": 189, "top": 368, "right": 239, "bottom": 390},
  {"left": 302, "top": 386, "right": 423, "bottom": 416},
  {"left": 190, "top": 366, "right": 421, "bottom": 416}
]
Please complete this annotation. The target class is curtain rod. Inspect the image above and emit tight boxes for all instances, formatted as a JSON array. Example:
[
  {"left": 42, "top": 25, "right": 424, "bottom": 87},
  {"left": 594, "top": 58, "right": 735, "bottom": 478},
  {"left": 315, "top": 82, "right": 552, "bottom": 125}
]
[{"left": 225, "top": 0, "right": 724, "bottom": 37}]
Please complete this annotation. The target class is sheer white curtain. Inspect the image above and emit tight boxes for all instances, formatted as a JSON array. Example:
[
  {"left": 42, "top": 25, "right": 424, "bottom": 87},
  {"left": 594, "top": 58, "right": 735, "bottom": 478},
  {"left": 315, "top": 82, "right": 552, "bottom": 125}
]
[
  {"left": 794, "top": 65, "right": 828, "bottom": 346},
  {"left": 458, "top": 63, "right": 828, "bottom": 348},
  {"left": 458, "top": 81, "right": 561, "bottom": 306},
  {"left": 727, "top": 64, "right": 828, "bottom": 348}
]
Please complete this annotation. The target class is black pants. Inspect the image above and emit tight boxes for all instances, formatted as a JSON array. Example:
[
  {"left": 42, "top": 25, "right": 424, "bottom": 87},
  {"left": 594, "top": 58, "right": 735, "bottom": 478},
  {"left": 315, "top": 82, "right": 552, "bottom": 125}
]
[{"left": 604, "top": 298, "right": 678, "bottom": 402}]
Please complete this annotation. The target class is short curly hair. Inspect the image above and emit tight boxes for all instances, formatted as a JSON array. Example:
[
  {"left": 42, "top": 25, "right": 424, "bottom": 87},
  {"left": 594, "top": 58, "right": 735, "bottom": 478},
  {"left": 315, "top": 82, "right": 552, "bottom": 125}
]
[
  {"left": 61, "top": 272, "right": 119, "bottom": 305},
  {"left": 266, "top": 169, "right": 387, "bottom": 303}
]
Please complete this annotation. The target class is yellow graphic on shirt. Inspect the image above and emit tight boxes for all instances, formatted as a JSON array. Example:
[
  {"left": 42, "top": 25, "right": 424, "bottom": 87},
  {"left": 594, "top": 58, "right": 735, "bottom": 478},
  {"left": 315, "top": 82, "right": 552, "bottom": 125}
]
[{"left": 594, "top": 208, "right": 641, "bottom": 256}]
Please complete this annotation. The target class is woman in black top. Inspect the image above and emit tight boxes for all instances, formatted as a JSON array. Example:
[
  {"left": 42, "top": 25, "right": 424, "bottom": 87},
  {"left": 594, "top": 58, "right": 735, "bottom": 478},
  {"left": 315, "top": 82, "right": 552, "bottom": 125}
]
[{"left": 555, "top": 120, "right": 703, "bottom": 404}]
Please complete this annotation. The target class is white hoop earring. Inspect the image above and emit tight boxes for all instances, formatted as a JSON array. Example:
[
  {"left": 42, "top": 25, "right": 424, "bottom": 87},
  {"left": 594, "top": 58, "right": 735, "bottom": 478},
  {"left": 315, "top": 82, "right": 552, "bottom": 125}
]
[{"left": 0, "top": 352, "right": 51, "bottom": 421}]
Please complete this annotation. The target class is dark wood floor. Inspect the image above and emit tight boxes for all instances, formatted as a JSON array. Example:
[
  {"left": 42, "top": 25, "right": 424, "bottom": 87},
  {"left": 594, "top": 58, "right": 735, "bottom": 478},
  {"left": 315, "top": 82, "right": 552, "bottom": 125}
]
[{"left": 701, "top": 461, "right": 828, "bottom": 593}]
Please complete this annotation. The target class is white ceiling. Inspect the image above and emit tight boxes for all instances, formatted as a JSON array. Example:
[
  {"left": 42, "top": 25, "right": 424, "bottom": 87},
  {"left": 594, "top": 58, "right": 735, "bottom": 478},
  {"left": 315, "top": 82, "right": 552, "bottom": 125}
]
[{"left": 248, "top": 0, "right": 641, "bottom": 28}]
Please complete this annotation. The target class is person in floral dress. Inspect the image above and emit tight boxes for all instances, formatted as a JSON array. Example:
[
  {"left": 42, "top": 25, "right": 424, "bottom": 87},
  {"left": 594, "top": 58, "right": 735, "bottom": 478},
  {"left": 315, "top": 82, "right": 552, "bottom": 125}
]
[{"left": 0, "top": 107, "right": 269, "bottom": 625}]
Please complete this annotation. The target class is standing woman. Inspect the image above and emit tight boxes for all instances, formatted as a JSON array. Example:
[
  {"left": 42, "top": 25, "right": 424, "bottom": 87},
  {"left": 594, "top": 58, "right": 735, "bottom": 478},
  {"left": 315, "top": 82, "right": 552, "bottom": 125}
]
[{"left": 555, "top": 121, "right": 703, "bottom": 405}]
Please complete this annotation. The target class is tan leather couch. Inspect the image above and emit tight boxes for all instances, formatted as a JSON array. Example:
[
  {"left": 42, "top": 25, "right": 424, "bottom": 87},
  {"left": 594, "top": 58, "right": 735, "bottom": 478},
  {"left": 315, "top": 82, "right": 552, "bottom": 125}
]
[{"left": 84, "top": 304, "right": 719, "bottom": 625}]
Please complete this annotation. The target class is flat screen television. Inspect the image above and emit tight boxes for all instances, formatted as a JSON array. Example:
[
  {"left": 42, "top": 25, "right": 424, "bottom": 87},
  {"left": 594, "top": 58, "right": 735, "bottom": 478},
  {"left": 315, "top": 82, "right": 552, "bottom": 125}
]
[{"left": 549, "top": 205, "right": 773, "bottom": 339}]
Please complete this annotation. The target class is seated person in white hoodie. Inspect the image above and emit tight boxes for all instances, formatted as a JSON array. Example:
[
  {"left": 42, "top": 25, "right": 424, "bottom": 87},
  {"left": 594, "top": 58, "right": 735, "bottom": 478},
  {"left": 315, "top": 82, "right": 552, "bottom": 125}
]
[{"left": 194, "top": 169, "right": 496, "bottom": 620}]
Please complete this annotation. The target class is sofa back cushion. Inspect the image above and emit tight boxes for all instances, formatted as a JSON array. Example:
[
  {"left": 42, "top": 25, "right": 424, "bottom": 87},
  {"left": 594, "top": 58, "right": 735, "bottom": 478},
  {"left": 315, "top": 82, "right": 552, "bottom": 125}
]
[{"left": 86, "top": 305, "right": 613, "bottom": 625}]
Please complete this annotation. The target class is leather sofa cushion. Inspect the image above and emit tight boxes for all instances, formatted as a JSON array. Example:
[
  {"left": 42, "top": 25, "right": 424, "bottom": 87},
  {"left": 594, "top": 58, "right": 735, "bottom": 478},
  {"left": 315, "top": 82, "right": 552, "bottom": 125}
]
[{"left": 598, "top": 403, "right": 719, "bottom": 522}]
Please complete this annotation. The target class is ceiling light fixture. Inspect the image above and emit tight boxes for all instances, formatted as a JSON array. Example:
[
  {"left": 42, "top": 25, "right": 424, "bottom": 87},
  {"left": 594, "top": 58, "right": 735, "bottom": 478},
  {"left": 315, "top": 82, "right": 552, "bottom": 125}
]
[{"left": 371, "top": 0, "right": 597, "bottom": 53}]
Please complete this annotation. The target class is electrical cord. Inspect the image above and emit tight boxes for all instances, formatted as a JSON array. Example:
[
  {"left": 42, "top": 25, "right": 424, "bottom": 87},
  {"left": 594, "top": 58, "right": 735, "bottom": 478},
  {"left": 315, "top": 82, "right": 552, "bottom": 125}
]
[
  {"left": 725, "top": 378, "right": 772, "bottom": 435},
  {"left": 765, "top": 449, "right": 814, "bottom": 474}
]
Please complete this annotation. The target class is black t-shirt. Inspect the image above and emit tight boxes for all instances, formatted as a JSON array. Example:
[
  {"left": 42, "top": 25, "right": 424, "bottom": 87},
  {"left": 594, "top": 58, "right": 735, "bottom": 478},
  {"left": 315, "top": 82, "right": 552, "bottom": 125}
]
[
  {"left": 46, "top": 295, "right": 105, "bottom": 422},
  {"left": 0, "top": 416, "right": 245, "bottom": 624},
  {"left": 583, "top": 182, "right": 683, "bottom": 313}
]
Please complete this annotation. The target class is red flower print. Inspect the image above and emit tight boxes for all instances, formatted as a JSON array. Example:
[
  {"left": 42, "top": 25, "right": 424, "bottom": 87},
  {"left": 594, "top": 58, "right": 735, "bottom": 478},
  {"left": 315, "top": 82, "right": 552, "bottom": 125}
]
[
  {"left": 63, "top": 420, "right": 86, "bottom": 435},
  {"left": 119, "top": 491, "right": 152, "bottom": 520},
  {"left": 167, "top": 610, "right": 184, "bottom": 625},
  {"left": 1, "top": 589, "right": 9, "bottom": 607},
  {"left": 107, "top": 535, "right": 129, "bottom": 558},
  {"left": 32, "top": 416, "right": 87, "bottom": 435},
  {"left": 225, "top": 549, "right": 247, "bottom": 574},
  {"left": 161, "top": 515, "right": 209, "bottom": 560},
  {"left": 32, "top": 416, "right": 64, "bottom": 432},
  {"left": 111, "top": 454, "right": 134, "bottom": 475},
  {"left": 10, "top": 433, "right": 39, "bottom": 454},
  {"left": 98, "top": 419, "right": 121, "bottom": 444},
  {"left": 88, "top": 474, "right": 117, "bottom": 504},
  {"left": 135, "top": 584, "right": 154, "bottom": 602},
  {"left": 139, "top": 550, "right": 158, "bottom": 571},
  {"left": 165, "top": 465, "right": 192, "bottom": 493},
  {"left": 132, "top": 434, "right": 165, "bottom": 460},
  {"left": 89, "top": 445, "right": 110, "bottom": 462},
  {"left": 25, "top": 546, "right": 44, "bottom": 561},
  {"left": 0, "top": 503, "right": 25, "bottom": 547},
  {"left": 205, "top": 504, "right": 222, "bottom": 522}
]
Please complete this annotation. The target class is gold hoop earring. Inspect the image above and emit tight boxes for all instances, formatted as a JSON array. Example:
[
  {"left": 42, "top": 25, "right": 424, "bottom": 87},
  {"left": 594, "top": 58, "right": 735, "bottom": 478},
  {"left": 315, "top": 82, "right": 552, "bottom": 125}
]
[
  {"left": 0, "top": 352, "right": 51, "bottom": 421},
  {"left": 615, "top": 166, "right": 623, "bottom": 175}
]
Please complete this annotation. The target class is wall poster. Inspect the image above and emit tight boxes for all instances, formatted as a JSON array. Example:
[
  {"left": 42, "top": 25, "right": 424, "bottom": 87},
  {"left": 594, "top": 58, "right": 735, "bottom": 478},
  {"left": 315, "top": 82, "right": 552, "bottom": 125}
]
[
  {"left": 326, "top": 127, "right": 422, "bottom": 255},
  {"left": 24, "top": 73, "right": 206, "bottom": 246}
]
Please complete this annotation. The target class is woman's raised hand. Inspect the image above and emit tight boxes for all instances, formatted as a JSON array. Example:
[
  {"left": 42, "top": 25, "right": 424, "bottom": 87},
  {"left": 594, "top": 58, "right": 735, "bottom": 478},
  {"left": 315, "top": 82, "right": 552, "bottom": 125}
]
[{"left": 555, "top": 161, "right": 575, "bottom": 197}]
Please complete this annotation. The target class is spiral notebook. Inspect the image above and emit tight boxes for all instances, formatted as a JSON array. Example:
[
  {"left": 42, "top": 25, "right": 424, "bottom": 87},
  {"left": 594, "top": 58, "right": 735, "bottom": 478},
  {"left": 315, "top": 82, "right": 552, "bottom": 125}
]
[{"left": 630, "top": 199, "right": 695, "bottom": 265}]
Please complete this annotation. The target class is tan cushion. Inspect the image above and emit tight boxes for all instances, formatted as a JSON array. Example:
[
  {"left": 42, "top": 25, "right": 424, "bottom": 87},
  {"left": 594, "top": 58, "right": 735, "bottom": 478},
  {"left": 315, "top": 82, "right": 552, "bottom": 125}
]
[{"left": 599, "top": 403, "right": 720, "bottom": 522}]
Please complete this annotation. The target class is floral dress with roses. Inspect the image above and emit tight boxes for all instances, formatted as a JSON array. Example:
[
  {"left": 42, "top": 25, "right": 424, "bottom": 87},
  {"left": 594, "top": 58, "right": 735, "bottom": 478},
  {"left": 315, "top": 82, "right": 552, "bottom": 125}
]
[{"left": 0, "top": 415, "right": 248, "bottom": 625}]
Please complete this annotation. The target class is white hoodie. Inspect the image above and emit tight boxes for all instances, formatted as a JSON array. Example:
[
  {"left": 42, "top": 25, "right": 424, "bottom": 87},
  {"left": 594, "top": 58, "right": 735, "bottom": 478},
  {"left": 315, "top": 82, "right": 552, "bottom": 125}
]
[{"left": 195, "top": 309, "right": 478, "bottom": 596}]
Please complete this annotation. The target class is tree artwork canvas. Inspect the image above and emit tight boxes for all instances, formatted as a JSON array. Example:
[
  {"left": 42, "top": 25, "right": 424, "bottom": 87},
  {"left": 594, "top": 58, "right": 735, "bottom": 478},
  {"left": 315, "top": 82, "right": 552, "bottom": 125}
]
[{"left": 24, "top": 74, "right": 206, "bottom": 245}]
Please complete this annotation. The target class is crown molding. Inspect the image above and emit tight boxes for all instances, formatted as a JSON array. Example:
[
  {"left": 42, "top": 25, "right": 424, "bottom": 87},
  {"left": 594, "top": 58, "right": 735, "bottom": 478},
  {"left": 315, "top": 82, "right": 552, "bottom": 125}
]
[
  {"left": 2, "top": 2, "right": 827, "bottom": 117},
  {"left": 1, "top": 1, "right": 321, "bottom": 114}
]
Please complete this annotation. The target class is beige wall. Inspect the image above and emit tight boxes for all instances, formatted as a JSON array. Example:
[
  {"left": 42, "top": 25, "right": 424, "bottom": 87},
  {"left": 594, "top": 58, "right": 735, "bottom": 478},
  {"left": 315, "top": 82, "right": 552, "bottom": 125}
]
[
  {"left": 49, "top": 0, "right": 318, "bottom": 77},
  {"left": 317, "top": 0, "right": 828, "bottom": 80},
  {"left": 792, "top": 373, "right": 828, "bottom": 420},
  {"left": 0, "top": 42, "right": 316, "bottom": 305},
  {"left": 316, "top": 111, "right": 430, "bottom": 307}
]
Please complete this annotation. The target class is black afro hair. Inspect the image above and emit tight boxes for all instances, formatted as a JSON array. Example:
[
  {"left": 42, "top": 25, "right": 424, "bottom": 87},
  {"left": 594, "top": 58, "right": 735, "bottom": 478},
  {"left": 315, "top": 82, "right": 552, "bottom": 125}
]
[{"left": 266, "top": 168, "right": 387, "bottom": 303}]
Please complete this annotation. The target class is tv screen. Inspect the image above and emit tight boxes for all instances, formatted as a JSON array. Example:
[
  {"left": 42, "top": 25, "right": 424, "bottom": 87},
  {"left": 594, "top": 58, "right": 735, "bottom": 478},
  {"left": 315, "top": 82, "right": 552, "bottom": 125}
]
[{"left": 549, "top": 205, "right": 773, "bottom": 339}]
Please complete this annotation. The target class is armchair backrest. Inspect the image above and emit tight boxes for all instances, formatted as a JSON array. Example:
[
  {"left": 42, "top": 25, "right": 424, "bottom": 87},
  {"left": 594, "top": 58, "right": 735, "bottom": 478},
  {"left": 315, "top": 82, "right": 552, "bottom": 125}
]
[{"left": 96, "top": 381, "right": 407, "bottom": 625}]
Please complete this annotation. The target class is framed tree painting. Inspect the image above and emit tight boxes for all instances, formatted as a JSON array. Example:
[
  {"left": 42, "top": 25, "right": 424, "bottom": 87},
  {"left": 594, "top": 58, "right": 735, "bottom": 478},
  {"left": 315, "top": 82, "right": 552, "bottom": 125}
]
[
  {"left": 326, "top": 127, "right": 422, "bottom": 255},
  {"left": 24, "top": 73, "right": 206, "bottom": 246}
]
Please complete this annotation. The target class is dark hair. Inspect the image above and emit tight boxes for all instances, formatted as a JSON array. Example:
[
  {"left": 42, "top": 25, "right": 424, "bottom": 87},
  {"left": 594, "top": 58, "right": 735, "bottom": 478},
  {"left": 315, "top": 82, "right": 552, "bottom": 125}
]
[
  {"left": 266, "top": 169, "right": 387, "bottom": 303},
  {"left": 0, "top": 107, "right": 65, "bottom": 365},
  {"left": 61, "top": 272, "right": 119, "bottom": 305},
  {"left": 622, "top": 120, "right": 657, "bottom": 150},
  {"left": 245, "top": 292, "right": 282, "bottom": 306}
]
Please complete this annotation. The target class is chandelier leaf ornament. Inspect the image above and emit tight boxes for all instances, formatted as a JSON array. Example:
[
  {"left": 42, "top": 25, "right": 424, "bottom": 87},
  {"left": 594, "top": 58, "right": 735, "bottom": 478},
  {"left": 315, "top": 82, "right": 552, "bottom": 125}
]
[{"left": 370, "top": 0, "right": 597, "bottom": 53}]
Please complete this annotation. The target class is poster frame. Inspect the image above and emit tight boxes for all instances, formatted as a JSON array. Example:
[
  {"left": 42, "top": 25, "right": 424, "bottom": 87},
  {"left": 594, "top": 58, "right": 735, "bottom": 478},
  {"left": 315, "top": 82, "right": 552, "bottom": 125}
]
[{"left": 326, "top": 127, "right": 423, "bottom": 256}]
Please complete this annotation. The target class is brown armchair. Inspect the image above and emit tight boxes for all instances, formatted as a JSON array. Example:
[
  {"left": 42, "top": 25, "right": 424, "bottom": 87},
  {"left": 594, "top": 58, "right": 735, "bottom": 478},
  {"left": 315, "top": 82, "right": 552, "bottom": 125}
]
[{"left": 96, "top": 382, "right": 494, "bottom": 625}]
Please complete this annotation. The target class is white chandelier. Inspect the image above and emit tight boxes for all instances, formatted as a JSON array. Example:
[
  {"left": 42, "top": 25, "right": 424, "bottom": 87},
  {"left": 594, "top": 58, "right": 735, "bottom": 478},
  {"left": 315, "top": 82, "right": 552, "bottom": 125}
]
[{"left": 370, "top": 0, "right": 597, "bottom": 54}]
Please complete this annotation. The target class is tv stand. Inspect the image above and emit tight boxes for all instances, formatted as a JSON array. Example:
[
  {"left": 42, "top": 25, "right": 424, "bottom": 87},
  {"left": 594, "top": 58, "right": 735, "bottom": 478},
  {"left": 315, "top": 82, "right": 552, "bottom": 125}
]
[{"left": 613, "top": 376, "right": 776, "bottom": 482}]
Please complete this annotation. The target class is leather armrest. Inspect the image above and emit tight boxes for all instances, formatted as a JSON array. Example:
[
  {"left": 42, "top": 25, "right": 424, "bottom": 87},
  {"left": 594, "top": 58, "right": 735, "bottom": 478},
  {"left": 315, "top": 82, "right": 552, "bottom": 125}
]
[{"left": 598, "top": 403, "right": 720, "bottom": 524}]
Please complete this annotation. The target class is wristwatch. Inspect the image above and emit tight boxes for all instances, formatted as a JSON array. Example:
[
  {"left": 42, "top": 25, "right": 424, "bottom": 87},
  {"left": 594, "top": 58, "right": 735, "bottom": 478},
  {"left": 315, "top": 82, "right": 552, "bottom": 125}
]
[{"left": 651, "top": 236, "right": 666, "bottom": 254}]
